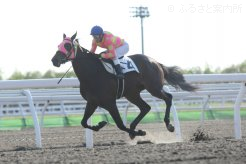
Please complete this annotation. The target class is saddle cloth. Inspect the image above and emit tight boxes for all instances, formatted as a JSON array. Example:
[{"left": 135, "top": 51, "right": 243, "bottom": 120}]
[{"left": 101, "top": 56, "right": 139, "bottom": 75}]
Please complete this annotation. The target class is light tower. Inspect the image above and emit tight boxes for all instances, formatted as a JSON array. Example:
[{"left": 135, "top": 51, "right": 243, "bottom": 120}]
[{"left": 130, "top": 6, "right": 150, "bottom": 55}]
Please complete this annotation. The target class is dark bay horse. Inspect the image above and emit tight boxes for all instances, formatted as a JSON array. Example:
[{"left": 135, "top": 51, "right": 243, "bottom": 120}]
[{"left": 51, "top": 32, "right": 197, "bottom": 139}]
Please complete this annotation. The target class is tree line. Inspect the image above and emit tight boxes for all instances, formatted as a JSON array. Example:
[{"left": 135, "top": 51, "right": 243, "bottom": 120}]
[{"left": 0, "top": 60, "right": 246, "bottom": 80}]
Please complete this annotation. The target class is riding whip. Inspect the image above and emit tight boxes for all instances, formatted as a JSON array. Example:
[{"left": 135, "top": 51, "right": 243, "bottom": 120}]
[{"left": 57, "top": 65, "right": 72, "bottom": 84}]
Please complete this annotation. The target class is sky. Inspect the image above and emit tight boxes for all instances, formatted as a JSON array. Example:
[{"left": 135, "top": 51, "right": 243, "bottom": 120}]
[{"left": 0, "top": 0, "right": 245, "bottom": 79}]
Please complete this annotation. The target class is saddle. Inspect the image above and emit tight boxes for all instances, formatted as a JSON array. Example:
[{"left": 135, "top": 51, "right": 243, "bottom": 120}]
[{"left": 100, "top": 56, "right": 139, "bottom": 99}]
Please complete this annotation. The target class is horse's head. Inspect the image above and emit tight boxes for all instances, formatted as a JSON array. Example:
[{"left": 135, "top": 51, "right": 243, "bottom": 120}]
[{"left": 51, "top": 32, "right": 78, "bottom": 67}]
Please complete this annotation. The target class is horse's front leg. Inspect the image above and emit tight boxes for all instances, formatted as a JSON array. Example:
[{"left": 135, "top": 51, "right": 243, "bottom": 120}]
[
  {"left": 106, "top": 103, "right": 146, "bottom": 139},
  {"left": 81, "top": 102, "right": 107, "bottom": 131}
]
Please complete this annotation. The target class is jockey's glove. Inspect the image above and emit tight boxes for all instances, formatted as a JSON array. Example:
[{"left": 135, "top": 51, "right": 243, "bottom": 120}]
[
  {"left": 95, "top": 53, "right": 102, "bottom": 59},
  {"left": 98, "top": 52, "right": 106, "bottom": 59}
]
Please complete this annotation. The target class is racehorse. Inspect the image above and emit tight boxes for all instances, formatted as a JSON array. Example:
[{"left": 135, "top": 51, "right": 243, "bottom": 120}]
[{"left": 51, "top": 32, "right": 197, "bottom": 139}]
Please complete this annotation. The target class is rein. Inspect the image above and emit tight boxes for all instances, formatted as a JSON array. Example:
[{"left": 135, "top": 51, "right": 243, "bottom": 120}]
[
  {"left": 57, "top": 39, "right": 100, "bottom": 84},
  {"left": 57, "top": 40, "right": 91, "bottom": 84}
]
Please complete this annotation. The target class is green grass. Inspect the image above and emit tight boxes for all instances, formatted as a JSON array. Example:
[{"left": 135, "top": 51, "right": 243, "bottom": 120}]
[{"left": 0, "top": 109, "right": 246, "bottom": 130}]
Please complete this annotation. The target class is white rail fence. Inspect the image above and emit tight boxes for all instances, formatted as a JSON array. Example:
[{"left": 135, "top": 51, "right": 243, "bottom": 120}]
[{"left": 0, "top": 74, "right": 246, "bottom": 148}]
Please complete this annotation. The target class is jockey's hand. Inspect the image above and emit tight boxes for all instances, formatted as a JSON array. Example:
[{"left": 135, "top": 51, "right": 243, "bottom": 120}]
[
  {"left": 95, "top": 53, "right": 102, "bottom": 59},
  {"left": 98, "top": 51, "right": 106, "bottom": 59},
  {"left": 100, "top": 53, "right": 106, "bottom": 58}
]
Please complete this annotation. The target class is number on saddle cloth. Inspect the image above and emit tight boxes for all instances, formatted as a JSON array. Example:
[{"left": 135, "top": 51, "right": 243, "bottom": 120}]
[{"left": 100, "top": 56, "right": 139, "bottom": 75}]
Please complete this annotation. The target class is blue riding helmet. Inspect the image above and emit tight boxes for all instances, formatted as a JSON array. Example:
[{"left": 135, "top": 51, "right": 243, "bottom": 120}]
[{"left": 90, "top": 26, "right": 104, "bottom": 35}]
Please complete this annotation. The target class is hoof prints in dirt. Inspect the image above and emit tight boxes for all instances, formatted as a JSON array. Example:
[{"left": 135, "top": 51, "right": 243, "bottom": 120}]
[
  {"left": 10, "top": 146, "right": 38, "bottom": 152},
  {"left": 136, "top": 140, "right": 153, "bottom": 145},
  {"left": 94, "top": 140, "right": 127, "bottom": 146}
]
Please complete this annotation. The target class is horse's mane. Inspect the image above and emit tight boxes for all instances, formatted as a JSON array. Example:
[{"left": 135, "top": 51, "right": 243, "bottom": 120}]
[
  {"left": 76, "top": 45, "right": 113, "bottom": 65},
  {"left": 73, "top": 45, "right": 114, "bottom": 72},
  {"left": 77, "top": 46, "right": 95, "bottom": 57}
]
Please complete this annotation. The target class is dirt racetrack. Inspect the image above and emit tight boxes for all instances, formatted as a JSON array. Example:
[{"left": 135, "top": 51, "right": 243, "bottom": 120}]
[{"left": 0, "top": 120, "right": 246, "bottom": 164}]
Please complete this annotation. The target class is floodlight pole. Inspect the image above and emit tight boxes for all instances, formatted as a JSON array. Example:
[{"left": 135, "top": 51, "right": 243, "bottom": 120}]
[
  {"left": 140, "top": 17, "right": 144, "bottom": 55},
  {"left": 130, "top": 6, "right": 150, "bottom": 55}
]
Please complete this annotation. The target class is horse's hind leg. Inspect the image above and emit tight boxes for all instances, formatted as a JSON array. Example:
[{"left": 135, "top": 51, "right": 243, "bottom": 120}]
[
  {"left": 148, "top": 88, "right": 175, "bottom": 132},
  {"left": 126, "top": 93, "right": 151, "bottom": 131},
  {"left": 81, "top": 102, "right": 107, "bottom": 131}
]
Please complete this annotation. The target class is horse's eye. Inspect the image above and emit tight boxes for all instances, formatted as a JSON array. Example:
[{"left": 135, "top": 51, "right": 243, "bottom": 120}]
[{"left": 64, "top": 43, "right": 72, "bottom": 51}]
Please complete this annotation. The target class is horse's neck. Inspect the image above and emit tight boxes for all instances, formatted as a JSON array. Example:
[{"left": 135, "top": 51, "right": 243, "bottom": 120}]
[
  {"left": 76, "top": 46, "right": 99, "bottom": 61},
  {"left": 72, "top": 47, "right": 105, "bottom": 82}
]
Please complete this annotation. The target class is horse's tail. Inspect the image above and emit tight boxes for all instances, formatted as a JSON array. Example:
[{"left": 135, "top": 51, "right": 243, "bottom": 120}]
[{"left": 160, "top": 64, "right": 198, "bottom": 91}]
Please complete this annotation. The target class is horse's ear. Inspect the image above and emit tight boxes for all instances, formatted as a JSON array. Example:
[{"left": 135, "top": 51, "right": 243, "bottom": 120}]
[
  {"left": 63, "top": 33, "right": 66, "bottom": 39},
  {"left": 71, "top": 31, "right": 77, "bottom": 41}
]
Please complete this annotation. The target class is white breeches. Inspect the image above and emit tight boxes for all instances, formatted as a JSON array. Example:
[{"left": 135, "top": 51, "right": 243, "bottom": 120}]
[{"left": 113, "top": 42, "right": 129, "bottom": 65}]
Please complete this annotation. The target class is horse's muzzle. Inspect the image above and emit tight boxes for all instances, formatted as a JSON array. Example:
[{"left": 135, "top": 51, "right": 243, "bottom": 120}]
[{"left": 51, "top": 57, "right": 61, "bottom": 67}]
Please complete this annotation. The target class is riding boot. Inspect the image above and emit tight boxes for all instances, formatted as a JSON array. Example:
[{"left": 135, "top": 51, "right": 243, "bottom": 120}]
[{"left": 115, "top": 64, "right": 124, "bottom": 79}]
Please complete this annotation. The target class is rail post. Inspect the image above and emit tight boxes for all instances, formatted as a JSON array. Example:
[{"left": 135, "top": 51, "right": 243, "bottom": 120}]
[
  {"left": 233, "top": 83, "right": 246, "bottom": 139},
  {"left": 85, "top": 117, "right": 93, "bottom": 148},
  {"left": 22, "top": 90, "right": 42, "bottom": 148}
]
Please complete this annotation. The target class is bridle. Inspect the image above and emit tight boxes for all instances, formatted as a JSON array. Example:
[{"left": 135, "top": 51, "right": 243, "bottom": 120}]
[
  {"left": 64, "top": 38, "right": 75, "bottom": 60},
  {"left": 56, "top": 38, "right": 79, "bottom": 84},
  {"left": 57, "top": 37, "right": 79, "bottom": 61},
  {"left": 56, "top": 37, "right": 94, "bottom": 84},
  {"left": 58, "top": 37, "right": 93, "bottom": 63}
]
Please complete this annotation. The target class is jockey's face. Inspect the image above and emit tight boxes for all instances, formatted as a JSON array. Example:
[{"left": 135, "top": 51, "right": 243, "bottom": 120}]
[{"left": 93, "top": 34, "right": 103, "bottom": 43}]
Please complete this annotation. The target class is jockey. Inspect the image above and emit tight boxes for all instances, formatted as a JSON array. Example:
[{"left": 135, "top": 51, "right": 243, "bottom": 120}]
[{"left": 90, "top": 25, "right": 129, "bottom": 79}]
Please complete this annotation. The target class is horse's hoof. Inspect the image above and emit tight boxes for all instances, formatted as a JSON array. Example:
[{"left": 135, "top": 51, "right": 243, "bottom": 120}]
[
  {"left": 93, "top": 121, "right": 107, "bottom": 131},
  {"left": 138, "top": 130, "right": 146, "bottom": 136},
  {"left": 98, "top": 121, "right": 107, "bottom": 128},
  {"left": 129, "top": 133, "right": 136, "bottom": 140},
  {"left": 167, "top": 124, "right": 175, "bottom": 132}
]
